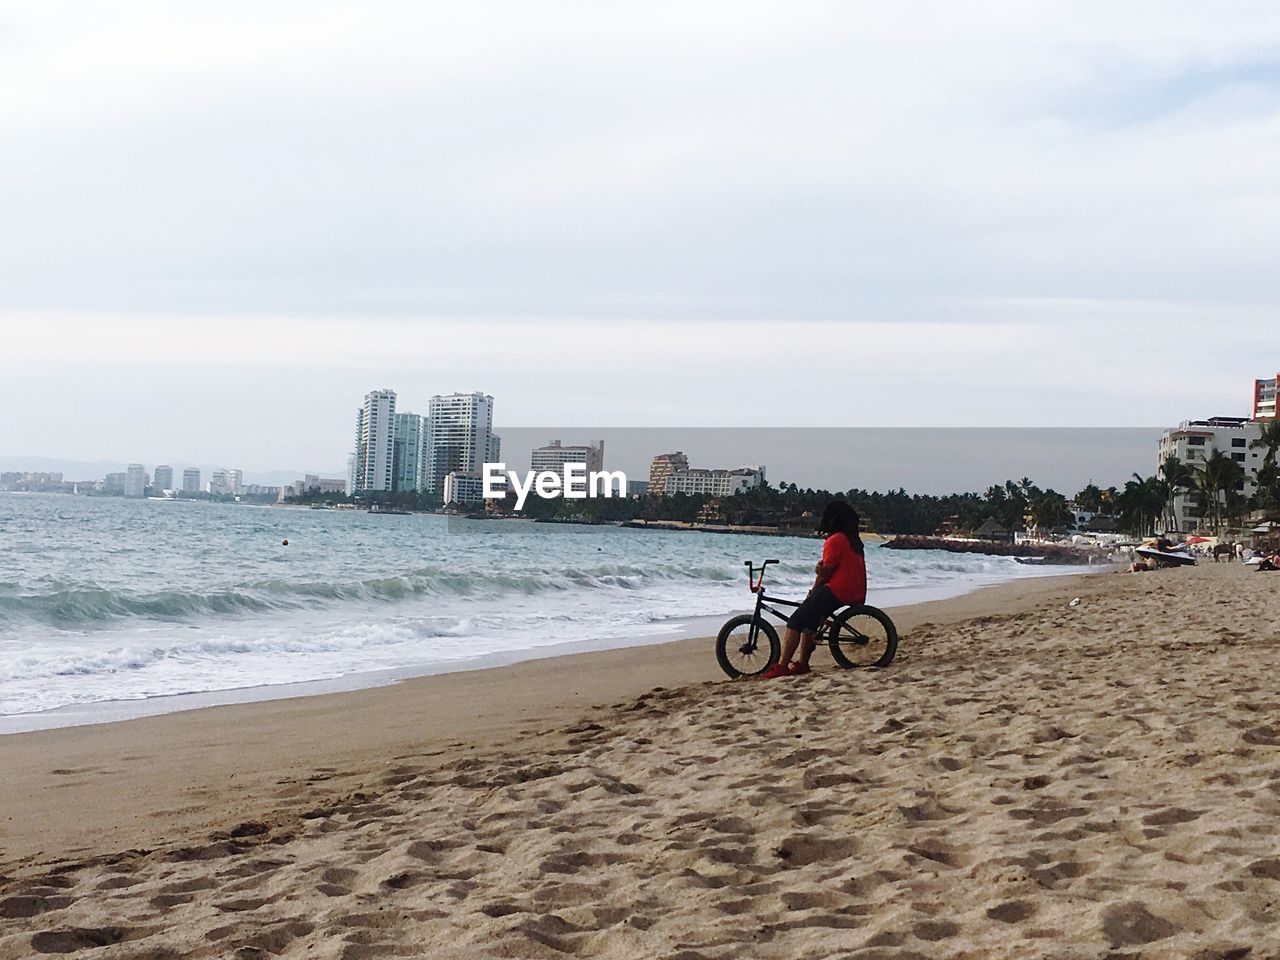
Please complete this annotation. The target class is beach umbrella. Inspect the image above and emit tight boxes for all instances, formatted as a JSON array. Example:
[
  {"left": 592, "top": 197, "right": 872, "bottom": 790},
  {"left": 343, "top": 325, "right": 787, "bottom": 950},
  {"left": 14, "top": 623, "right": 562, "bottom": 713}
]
[{"left": 1185, "top": 535, "right": 1210, "bottom": 544}]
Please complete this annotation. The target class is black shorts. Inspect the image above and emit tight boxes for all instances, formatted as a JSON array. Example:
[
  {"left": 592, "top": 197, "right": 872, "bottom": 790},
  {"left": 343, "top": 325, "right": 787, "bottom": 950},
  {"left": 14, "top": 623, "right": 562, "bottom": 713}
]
[{"left": 787, "top": 585, "right": 843, "bottom": 632}]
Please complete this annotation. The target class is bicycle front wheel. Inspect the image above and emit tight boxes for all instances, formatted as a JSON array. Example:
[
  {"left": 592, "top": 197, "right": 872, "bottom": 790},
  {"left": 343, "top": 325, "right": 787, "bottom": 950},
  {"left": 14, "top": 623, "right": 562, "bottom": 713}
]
[
  {"left": 715, "top": 614, "right": 780, "bottom": 679},
  {"left": 825, "top": 605, "right": 898, "bottom": 669}
]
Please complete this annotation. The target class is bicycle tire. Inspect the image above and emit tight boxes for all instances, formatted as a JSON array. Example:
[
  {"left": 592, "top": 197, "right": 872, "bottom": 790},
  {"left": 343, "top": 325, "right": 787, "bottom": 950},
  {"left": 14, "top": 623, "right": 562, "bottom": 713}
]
[
  {"left": 824, "top": 604, "right": 898, "bottom": 669},
  {"left": 715, "top": 614, "right": 781, "bottom": 679}
]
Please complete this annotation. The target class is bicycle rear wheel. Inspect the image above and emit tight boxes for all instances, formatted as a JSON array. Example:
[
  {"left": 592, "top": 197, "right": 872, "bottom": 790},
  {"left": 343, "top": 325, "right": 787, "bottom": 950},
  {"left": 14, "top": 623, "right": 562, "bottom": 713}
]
[
  {"left": 824, "top": 605, "right": 897, "bottom": 669},
  {"left": 715, "top": 614, "right": 780, "bottom": 679}
]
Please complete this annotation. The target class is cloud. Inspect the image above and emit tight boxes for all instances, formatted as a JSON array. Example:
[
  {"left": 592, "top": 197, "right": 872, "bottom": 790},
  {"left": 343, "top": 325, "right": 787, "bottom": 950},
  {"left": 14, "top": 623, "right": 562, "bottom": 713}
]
[
  {"left": 0, "top": 1, "right": 1277, "bottom": 465},
  {"left": 3, "top": 2, "right": 1280, "bottom": 315}
]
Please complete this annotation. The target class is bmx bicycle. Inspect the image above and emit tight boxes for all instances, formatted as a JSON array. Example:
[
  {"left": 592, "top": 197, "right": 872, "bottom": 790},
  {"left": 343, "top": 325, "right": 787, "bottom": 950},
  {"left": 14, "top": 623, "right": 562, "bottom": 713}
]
[{"left": 715, "top": 559, "right": 898, "bottom": 679}]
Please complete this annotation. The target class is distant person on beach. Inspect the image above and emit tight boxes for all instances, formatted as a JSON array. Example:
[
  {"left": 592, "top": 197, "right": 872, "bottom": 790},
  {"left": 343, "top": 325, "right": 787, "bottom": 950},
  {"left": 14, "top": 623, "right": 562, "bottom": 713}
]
[{"left": 761, "top": 500, "right": 867, "bottom": 679}]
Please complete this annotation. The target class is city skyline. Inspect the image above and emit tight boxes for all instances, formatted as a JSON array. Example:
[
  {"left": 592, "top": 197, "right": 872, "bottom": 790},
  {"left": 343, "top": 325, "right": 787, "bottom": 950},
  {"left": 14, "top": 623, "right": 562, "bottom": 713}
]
[
  {"left": 3, "top": 373, "right": 1274, "bottom": 495},
  {"left": 0, "top": 428, "right": 1171, "bottom": 498},
  {"left": 3, "top": 360, "right": 1274, "bottom": 482}
]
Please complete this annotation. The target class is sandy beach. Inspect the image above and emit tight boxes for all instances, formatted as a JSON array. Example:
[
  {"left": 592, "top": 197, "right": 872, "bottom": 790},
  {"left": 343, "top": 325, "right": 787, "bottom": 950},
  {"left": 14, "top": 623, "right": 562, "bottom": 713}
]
[{"left": 3, "top": 563, "right": 1279, "bottom": 958}]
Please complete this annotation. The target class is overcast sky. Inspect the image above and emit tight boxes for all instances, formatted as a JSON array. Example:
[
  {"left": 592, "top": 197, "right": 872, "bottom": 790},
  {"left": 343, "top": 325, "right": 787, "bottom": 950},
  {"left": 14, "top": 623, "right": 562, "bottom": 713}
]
[{"left": 2, "top": 2, "right": 1278, "bottom": 476}]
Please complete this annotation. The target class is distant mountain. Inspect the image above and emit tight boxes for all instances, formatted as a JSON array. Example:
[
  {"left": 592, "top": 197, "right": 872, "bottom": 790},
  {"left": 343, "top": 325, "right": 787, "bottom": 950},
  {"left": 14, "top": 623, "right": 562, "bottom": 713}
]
[{"left": 0, "top": 456, "right": 345, "bottom": 486}]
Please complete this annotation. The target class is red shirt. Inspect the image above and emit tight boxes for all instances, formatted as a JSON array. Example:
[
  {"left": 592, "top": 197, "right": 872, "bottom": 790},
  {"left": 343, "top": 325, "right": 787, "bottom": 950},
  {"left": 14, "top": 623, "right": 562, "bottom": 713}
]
[{"left": 822, "top": 532, "right": 867, "bottom": 605}]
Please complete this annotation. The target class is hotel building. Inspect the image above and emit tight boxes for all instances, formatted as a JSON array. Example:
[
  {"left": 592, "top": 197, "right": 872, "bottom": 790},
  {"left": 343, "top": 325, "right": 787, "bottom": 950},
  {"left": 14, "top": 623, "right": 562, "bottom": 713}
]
[
  {"left": 152, "top": 465, "right": 174, "bottom": 491},
  {"left": 648, "top": 452, "right": 689, "bottom": 495},
  {"left": 1157, "top": 417, "right": 1263, "bottom": 531},
  {"left": 181, "top": 467, "right": 201, "bottom": 493},
  {"left": 1157, "top": 373, "right": 1279, "bottom": 530},
  {"left": 281, "top": 474, "right": 347, "bottom": 499},
  {"left": 353, "top": 389, "right": 397, "bottom": 493},
  {"left": 531, "top": 440, "right": 605, "bottom": 476},
  {"left": 423, "top": 392, "right": 499, "bottom": 495},
  {"left": 242, "top": 484, "right": 282, "bottom": 498},
  {"left": 664, "top": 466, "right": 767, "bottom": 497}
]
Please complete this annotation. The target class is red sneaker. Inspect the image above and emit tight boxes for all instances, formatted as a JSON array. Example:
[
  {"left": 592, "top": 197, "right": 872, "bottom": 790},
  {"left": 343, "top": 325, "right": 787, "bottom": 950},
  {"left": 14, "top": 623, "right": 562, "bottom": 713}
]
[
  {"left": 789, "top": 661, "right": 812, "bottom": 676},
  {"left": 759, "top": 662, "right": 792, "bottom": 680}
]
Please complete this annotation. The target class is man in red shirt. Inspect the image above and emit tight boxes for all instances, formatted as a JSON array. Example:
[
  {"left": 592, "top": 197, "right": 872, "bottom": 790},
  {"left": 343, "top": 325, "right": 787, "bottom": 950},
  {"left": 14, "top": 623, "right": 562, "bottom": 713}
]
[{"left": 761, "top": 501, "right": 866, "bottom": 679}]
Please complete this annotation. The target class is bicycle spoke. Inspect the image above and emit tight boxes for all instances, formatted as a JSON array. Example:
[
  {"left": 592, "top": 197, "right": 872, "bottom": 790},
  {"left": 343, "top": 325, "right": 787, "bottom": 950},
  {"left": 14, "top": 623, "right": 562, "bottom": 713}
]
[
  {"left": 723, "top": 624, "right": 772, "bottom": 675},
  {"left": 828, "top": 611, "right": 892, "bottom": 667}
]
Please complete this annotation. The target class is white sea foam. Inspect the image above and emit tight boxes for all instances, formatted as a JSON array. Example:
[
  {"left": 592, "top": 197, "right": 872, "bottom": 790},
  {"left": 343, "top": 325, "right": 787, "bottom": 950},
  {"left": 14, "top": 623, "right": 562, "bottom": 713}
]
[{"left": 0, "top": 494, "right": 1088, "bottom": 720}]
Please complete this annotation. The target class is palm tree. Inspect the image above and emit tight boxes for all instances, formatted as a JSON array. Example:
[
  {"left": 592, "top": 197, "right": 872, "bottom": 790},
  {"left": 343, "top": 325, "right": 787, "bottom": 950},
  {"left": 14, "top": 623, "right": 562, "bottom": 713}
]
[
  {"left": 1100, "top": 485, "right": 1119, "bottom": 516},
  {"left": 1222, "top": 455, "right": 1247, "bottom": 529},
  {"left": 1074, "top": 481, "right": 1103, "bottom": 513},
  {"left": 1158, "top": 456, "right": 1195, "bottom": 532},
  {"left": 1119, "top": 474, "right": 1165, "bottom": 536},
  {"left": 1029, "top": 489, "right": 1070, "bottom": 534},
  {"left": 1193, "top": 449, "right": 1246, "bottom": 535},
  {"left": 1224, "top": 487, "right": 1249, "bottom": 530},
  {"left": 1252, "top": 460, "right": 1280, "bottom": 515},
  {"left": 1251, "top": 419, "right": 1280, "bottom": 466}
]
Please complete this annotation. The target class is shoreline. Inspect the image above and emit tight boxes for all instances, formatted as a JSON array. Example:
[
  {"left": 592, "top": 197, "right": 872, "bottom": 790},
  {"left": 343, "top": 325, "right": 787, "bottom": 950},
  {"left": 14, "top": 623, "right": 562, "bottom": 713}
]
[
  {"left": 0, "top": 570, "right": 1095, "bottom": 870},
  {"left": 0, "top": 566, "right": 1092, "bottom": 736}
]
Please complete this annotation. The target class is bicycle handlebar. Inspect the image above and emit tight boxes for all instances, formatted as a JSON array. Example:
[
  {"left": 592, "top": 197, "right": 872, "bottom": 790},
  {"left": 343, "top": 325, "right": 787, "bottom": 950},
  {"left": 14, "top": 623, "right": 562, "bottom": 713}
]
[{"left": 745, "top": 558, "right": 780, "bottom": 592}]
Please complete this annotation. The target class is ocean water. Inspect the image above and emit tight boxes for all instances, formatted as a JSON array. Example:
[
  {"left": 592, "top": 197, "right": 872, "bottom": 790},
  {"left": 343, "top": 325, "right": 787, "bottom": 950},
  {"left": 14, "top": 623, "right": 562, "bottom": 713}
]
[{"left": 0, "top": 494, "right": 1072, "bottom": 725}]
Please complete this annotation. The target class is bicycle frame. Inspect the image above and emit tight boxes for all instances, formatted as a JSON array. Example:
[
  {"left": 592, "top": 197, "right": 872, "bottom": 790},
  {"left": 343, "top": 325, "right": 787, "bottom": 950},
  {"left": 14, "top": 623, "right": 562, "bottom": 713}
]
[{"left": 741, "top": 560, "right": 798, "bottom": 653}]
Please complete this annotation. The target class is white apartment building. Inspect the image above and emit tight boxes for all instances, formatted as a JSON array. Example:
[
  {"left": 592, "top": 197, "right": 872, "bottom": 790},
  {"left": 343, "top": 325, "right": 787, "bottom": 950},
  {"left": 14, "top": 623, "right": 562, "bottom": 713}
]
[
  {"left": 311, "top": 475, "right": 347, "bottom": 494},
  {"left": 393, "top": 412, "right": 424, "bottom": 493},
  {"left": 353, "top": 389, "right": 397, "bottom": 493},
  {"left": 665, "top": 465, "right": 766, "bottom": 497},
  {"left": 281, "top": 474, "right": 347, "bottom": 499},
  {"left": 443, "top": 470, "right": 486, "bottom": 505},
  {"left": 181, "top": 467, "right": 201, "bottom": 493},
  {"left": 152, "top": 465, "right": 174, "bottom": 491},
  {"left": 1157, "top": 417, "right": 1263, "bottom": 531},
  {"left": 531, "top": 440, "right": 604, "bottom": 475},
  {"left": 242, "top": 484, "right": 282, "bottom": 498},
  {"left": 423, "top": 392, "right": 498, "bottom": 495},
  {"left": 123, "top": 463, "right": 148, "bottom": 498}
]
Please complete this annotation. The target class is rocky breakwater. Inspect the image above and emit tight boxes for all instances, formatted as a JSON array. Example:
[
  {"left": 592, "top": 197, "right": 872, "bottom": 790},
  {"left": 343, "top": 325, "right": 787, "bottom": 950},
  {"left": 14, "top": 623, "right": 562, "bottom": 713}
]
[{"left": 882, "top": 536, "right": 1103, "bottom": 565}]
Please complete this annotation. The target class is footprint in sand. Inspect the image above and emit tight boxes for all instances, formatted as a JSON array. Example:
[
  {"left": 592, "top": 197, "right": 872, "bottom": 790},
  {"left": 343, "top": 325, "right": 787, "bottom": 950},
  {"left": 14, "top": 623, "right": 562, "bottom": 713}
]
[
  {"left": 1100, "top": 901, "right": 1180, "bottom": 947},
  {"left": 30, "top": 926, "right": 128, "bottom": 954},
  {"left": 986, "top": 899, "right": 1037, "bottom": 923},
  {"left": 0, "top": 895, "right": 72, "bottom": 919}
]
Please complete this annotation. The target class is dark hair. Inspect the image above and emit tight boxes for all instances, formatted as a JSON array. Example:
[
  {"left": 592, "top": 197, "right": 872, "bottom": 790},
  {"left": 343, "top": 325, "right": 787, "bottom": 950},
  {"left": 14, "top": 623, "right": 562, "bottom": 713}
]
[{"left": 818, "top": 500, "right": 864, "bottom": 554}]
